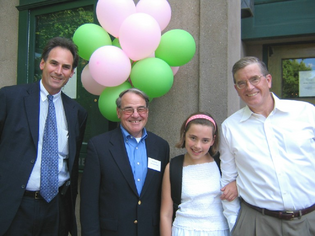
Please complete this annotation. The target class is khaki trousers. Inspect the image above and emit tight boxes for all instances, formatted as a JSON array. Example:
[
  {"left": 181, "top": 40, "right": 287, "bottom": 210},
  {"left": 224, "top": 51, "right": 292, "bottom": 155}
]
[{"left": 232, "top": 200, "right": 315, "bottom": 236}]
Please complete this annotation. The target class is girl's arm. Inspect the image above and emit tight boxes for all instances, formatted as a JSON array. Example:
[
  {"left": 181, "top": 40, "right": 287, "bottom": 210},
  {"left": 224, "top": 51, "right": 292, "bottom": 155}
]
[
  {"left": 160, "top": 163, "right": 173, "bottom": 236},
  {"left": 220, "top": 180, "right": 238, "bottom": 201}
]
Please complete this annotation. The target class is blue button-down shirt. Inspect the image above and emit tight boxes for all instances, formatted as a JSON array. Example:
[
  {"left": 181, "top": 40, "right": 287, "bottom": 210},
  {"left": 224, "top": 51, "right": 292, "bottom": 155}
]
[{"left": 120, "top": 125, "right": 148, "bottom": 195}]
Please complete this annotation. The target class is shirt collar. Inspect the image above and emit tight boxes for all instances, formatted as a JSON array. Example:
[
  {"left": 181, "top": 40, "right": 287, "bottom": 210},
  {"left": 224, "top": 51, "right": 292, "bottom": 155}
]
[
  {"left": 239, "top": 92, "right": 290, "bottom": 122},
  {"left": 271, "top": 92, "right": 291, "bottom": 113},
  {"left": 120, "top": 124, "right": 148, "bottom": 141},
  {"left": 240, "top": 106, "right": 253, "bottom": 122},
  {"left": 39, "top": 79, "right": 62, "bottom": 102}
]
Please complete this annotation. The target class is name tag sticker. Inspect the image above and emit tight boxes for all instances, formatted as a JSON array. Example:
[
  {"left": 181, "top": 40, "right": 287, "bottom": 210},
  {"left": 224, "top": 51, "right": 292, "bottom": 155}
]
[{"left": 148, "top": 157, "right": 161, "bottom": 172}]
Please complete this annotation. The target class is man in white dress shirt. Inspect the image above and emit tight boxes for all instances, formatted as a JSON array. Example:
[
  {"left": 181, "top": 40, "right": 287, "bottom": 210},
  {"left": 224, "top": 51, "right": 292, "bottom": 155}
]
[
  {"left": 220, "top": 56, "right": 315, "bottom": 236},
  {"left": 0, "top": 37, "right": 87, "bottom": 236}
]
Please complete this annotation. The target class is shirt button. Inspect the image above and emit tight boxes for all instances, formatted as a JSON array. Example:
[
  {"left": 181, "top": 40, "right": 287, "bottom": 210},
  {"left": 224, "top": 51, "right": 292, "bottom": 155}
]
[
  {"left": 137, "top": 179, "right": 140, "bottom": 182},
  {"left": 134, "top": 220, "right": 138, "bottom": 224},
  {"left": 137, "top": 162, "right": 140, "bottom": 165}
]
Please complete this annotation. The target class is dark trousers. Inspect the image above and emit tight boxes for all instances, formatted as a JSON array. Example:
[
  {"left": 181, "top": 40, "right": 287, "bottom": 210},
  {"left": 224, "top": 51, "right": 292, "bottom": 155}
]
[
  {"left": 232, "top": 201, "right": 315, "bottom": 236},
  {"left": 4, "top": 193, "right": 71, "bottom": 236}
]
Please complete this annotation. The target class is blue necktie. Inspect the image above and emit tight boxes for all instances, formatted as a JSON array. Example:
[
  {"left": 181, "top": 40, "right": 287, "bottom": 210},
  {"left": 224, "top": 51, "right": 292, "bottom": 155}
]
[{"left": 40, "top": 95, "right": 59, "bottom": 202}]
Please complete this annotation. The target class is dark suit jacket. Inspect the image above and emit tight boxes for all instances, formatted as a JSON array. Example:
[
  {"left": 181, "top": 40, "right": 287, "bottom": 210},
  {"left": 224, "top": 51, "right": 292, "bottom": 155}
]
[
  {"left": 0, "top": 82, "right": 87, "bottom": 236},
  {"left": 80, "top": 127, "right": 170, "bottom": 236}
]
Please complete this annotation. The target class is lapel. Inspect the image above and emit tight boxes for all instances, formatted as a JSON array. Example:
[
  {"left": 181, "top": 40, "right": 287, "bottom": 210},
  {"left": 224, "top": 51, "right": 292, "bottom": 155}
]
[
  {"left": 140, "top": 133, "right": 160, "bottom": 197},
  {"left": 109, "top": 128, "right": 138, "bottom": 196},
  {"left": 61, "top": 92, "right": 77, "bottom": 172},
  {"left": 24, "top": 82, "right": 40, "bottom": 147}
]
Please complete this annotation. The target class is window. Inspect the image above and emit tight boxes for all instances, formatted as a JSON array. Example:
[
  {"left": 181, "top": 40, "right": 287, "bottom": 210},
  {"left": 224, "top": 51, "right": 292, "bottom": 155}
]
[
  {"left": 282, "top": 58, "right": 315, "bottom": 98},
  {"left": 267, "top": 43, "right": 315, "bottom": 106}
]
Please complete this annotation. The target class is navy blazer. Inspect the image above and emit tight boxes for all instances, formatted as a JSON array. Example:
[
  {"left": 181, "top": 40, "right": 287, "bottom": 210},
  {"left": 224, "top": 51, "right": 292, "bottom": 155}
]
[
  {"left": 80, "top": 127, "right": 170, "bottom": 236},
  {"left": 0, "top": 82, "right": 87, "bottom": 236}
]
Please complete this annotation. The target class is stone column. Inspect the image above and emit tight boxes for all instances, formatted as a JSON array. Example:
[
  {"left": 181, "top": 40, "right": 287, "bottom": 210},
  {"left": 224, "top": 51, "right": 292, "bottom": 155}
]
[
  {"left": 0, "top": 0, "right": 19, "bottom": 87},
  {"left": 146, "top": 0, "right": 242, "bottom": 158}
]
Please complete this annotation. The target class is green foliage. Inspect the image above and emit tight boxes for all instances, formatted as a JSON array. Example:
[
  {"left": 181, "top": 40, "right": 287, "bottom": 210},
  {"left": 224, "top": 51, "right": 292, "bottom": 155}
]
[
  {"left": 282, "top": 59, "right": 312, "bottom": 98},
  {"left": 34, "top": 6, "right": 94, "bottom": 82}
]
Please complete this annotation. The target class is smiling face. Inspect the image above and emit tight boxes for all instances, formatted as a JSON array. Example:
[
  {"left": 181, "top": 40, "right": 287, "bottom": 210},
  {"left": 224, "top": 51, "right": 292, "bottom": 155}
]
[
  {"left": 40, "top": 46, "right": 74, "bottom": 95},
  {"left": 234, "top": 63, "right": 274, "bottom": 115},
  {"left": 185, "top": 123, "right": 215, "bottom": 164},
  {"left": 117, "top": 92, "right": 149, "bottom": 138}
]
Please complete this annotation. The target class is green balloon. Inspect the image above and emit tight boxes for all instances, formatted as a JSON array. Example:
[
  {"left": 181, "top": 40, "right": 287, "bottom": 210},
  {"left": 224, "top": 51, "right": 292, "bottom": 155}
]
[
  {"left": 130, "top": 58, "right": 174, "bottom": 98},
  {"left": 112, "top": 38, "right": 121, "bottom": 48},
  {"left": 73, "top": 23, "right": 112, "bottom": 60},
  {"left": 98, "top": 82, "right": 132, "bottom": 122},
  {"left": 155, "top": 29, "right": 196, "bottom": 67}
]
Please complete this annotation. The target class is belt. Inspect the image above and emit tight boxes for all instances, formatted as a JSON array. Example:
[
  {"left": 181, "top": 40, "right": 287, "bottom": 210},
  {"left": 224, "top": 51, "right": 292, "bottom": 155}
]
[
  {"left": 24, "top": 181, "right": 70, "bottom": 200},
  {"left": 24, "top": 190, "right": 44, "bottom": 199},
  {"left": 243, "top": 200, "right": 315, "bottom": 220}
]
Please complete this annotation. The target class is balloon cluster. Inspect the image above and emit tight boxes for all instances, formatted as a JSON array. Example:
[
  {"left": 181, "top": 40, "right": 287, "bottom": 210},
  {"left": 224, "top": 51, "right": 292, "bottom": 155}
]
[{"left": 73, "top": 0, "right": 196, "bottom": 122}]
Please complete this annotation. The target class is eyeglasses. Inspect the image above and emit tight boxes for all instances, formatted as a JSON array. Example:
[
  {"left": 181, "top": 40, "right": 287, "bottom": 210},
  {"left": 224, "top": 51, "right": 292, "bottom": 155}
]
[
  {"left": 119, "top": 106, "right": 148, "bottom": 115},
  {"left": 235, "top": 75, "right": 265, "bottom": 89}
]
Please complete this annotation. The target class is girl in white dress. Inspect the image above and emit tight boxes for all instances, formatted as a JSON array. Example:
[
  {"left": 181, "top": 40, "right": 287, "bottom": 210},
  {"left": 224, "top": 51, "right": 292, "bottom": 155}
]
[{"left": 160, "top": 112, "right": 237, "bottom": 236}]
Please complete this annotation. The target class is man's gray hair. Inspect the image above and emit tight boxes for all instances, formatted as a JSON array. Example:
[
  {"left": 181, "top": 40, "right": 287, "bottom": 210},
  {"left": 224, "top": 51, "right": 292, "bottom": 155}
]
[
  {"left": 116, "top": 88, "right": 150, "bottom": 108},
  {"left": 232, "top": 56, "right": 269, "bottom": 83}
]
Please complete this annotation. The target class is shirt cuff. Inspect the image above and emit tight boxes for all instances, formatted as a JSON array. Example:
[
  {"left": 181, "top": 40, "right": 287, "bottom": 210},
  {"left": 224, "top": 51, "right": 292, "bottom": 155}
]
[{"left": 227, "top": 215, "right": 237, "bottom": 231}]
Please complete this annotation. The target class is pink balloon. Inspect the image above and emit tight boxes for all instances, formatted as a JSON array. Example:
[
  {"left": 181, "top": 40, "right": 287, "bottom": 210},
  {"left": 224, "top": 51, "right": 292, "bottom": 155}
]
[
  {"left": 119, "top": 13, "right": 161, "bottom": 61},
  {"left": 136, "top": 0, "right": 171, "bottom": 31},
  {"left": 96, "top": 0, "right": 136, "bottom": 37},
  {"left": 89, "top": 46, "right": 131, "bottom": 87},
  {"left": 150, "top": 52, "right": 156, "bottom": 57},
  {"left": 171, "top": 66, "right": 179, "bottom": 75},
  {"left": 81, "top": 64, "right": 106, "bottom": 95}
]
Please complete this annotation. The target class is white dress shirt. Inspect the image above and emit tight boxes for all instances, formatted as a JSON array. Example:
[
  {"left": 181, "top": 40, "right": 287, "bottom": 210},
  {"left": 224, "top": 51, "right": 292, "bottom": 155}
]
[
  {"left": 26, "top": 80, "right": 70, "bottom": 191},
  {"left": 220, "top": 93, "right": 315, "bottom": 230}
]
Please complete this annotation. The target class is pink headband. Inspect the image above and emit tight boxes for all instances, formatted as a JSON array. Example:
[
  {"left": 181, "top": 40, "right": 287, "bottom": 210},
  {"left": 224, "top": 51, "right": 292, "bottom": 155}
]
[{"left": 185, "top": 114, "right": 216, "bottom": 131}]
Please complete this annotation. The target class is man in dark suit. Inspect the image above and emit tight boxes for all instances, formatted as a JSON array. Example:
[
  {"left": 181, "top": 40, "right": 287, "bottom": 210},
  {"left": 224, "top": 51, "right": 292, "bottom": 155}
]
[
  {"left": 0, "top": 37, "right": 87, "bottom": 236},
  {"left": 80, "top": 88, "right": 170, "bottom": 236}
]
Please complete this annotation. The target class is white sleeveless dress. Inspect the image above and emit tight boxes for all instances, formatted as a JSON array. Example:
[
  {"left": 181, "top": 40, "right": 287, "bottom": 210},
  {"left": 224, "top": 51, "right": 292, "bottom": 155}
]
[{"left": 172, "top": 162, "right": 230, "bottom": 236}]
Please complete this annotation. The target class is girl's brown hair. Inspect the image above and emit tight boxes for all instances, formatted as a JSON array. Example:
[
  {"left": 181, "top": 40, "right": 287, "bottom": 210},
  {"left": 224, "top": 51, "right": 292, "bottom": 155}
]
[{"left": 175, "top": 112, "right": 219, "bottom": 156}]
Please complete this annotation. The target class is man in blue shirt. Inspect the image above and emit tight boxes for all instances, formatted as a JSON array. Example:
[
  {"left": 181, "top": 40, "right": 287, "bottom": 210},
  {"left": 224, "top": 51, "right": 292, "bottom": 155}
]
[{"left": 80, "top": 88, "right": 170, "bottom": 236}]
